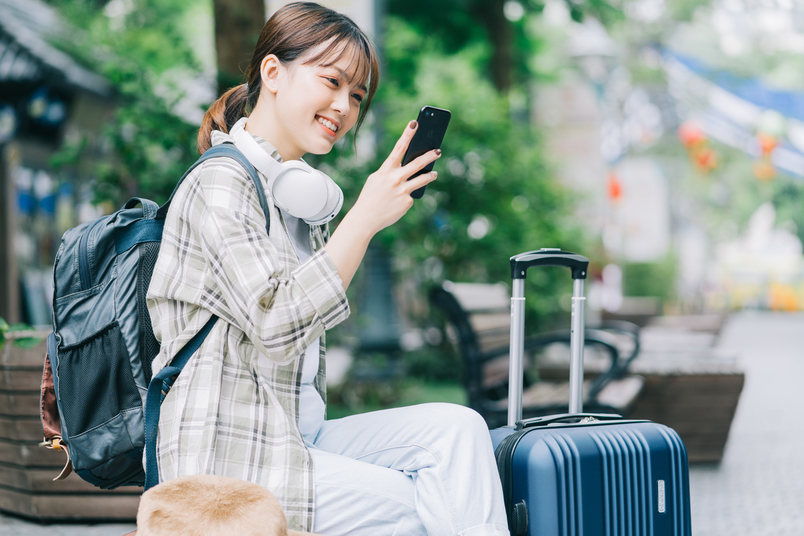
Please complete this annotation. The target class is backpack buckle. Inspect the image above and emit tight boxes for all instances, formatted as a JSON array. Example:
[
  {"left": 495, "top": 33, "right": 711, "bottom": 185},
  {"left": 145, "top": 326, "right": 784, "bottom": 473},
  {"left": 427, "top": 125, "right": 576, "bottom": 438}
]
[{"left": 39, "top": 436, "right": 73, "bottom": 481}]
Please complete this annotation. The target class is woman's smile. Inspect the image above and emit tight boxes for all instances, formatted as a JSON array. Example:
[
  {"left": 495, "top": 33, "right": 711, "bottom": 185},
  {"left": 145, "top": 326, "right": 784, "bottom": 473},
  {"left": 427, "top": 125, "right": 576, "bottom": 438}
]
[{"left": 316, "top": 115, "right": 340, "bottom": 135}]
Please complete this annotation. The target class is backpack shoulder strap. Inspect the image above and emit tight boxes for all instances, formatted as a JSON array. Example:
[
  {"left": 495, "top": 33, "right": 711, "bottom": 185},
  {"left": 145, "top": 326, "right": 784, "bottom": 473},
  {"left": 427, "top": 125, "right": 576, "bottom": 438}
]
[
  {"left": 144, "top": 315, "right": 218, "bottom": 490},
  {"left": 124, "top": 197, "right": 159, "bottom": 219},
  {"left": 156, "top": 144, "right": 271, "bottom": 236}
]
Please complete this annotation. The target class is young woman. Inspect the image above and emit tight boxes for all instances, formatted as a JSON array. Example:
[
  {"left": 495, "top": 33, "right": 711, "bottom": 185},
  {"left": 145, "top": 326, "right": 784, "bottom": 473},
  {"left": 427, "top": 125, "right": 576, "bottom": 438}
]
[{"left": 147, "top": 3, "right": 509, "bottom": 535}]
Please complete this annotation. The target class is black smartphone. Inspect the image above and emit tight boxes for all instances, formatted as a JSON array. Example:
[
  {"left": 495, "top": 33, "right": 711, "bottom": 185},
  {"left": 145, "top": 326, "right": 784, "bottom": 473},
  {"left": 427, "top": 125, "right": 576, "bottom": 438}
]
[{"left": 402, "top": 105, "right": 451, "bottom": 199}]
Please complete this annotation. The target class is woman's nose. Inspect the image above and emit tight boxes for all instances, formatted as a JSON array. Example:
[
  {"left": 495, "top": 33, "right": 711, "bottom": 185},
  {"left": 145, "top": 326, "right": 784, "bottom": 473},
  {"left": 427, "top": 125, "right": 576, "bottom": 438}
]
[{"left": 332, "top": 90, "right": 351, "bottom": 116}]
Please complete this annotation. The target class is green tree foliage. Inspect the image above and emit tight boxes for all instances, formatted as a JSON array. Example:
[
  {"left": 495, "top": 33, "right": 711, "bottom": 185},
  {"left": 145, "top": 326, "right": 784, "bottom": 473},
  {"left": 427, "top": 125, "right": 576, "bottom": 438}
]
[
  {"left": 48, "top": 1, "right": 584, "bottom": 329},
  {"left": 317, "top": 17, "right": 583, "bottom": 327},
  {"left": 622, "top": 255, "right": 677, "bottom": 303},
  {"left": 0, "top": 318, "right": 42, "bottom": 351},
  {"left": 387, "top": 0, "right": 622, "bottom": 93},
  {"left": 46, "top": 0, "right": 205, "bottom": 204}
]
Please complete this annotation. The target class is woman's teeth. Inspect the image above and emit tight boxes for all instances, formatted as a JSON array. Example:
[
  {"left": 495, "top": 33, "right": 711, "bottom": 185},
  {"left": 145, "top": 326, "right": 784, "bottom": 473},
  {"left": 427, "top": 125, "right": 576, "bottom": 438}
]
[{"left": 317, "top": 117, "right": 338, "bottom": 132}]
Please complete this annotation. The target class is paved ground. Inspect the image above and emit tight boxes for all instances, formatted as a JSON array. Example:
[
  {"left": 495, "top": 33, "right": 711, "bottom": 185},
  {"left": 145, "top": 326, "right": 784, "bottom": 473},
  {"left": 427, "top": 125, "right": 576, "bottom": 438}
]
[
  {"left": 2, "top": 311, "right": 803, "bottom": 535},
  {"left": 687, "top": 312, "right": 804, "bottom": 535}
]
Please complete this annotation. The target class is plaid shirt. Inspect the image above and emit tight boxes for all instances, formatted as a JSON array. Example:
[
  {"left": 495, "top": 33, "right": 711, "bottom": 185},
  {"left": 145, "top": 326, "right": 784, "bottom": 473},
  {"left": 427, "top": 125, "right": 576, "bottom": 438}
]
[{"left": 147, "top": 130, "right": 350, "bottom": 531}]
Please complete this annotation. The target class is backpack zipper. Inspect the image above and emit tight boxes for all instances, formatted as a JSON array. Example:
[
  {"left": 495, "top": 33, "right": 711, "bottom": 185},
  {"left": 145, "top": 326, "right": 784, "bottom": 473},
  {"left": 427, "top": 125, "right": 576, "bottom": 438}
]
[{"left": 78, "top": 219, "right": 103, "bottom": 290}]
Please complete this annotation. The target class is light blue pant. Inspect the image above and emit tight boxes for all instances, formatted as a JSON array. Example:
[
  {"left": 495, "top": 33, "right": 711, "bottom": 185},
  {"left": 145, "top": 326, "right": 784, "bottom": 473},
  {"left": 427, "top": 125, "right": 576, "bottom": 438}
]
[{"left": 309, "top": 403, "right": 510, "bottom": 536}]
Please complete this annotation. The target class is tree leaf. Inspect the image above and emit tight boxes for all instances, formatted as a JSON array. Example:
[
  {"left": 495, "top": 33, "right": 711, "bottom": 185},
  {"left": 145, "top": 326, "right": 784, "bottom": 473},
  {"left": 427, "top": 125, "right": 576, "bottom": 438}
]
[
  {"left": 13, "top": 337, "right": 45, "bottom": 350},
  {"left": 7, "top": 323, "right": 35, "bottom": 332}
]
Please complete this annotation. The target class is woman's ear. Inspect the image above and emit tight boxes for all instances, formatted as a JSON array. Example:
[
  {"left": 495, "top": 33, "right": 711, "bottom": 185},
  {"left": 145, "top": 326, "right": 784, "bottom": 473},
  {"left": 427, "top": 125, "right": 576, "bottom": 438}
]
[{"left": 260, "top": 54, "right": 283, "bottom": 95}]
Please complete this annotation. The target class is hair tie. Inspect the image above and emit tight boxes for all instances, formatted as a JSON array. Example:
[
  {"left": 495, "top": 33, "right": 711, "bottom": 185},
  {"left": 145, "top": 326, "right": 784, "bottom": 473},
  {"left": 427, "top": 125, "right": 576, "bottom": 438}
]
[{"left": 244, "top": 82, "right": 249, "bottom": 92}]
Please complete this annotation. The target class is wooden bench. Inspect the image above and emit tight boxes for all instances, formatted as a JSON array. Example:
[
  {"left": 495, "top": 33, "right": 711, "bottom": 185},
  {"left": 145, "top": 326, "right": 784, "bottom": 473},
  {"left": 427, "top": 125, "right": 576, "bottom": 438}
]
[
  {"left": 0, "top": 332, "right": 140, "bottom": 521},
  {"left": 430, "top": 282, "right": 645, "bottom": 428},
  {"left": 626, "top": 318, "right": 744, "bottom": 463},
  {"left": 429, "top": 281, "right": 743, "bottom": 461}
]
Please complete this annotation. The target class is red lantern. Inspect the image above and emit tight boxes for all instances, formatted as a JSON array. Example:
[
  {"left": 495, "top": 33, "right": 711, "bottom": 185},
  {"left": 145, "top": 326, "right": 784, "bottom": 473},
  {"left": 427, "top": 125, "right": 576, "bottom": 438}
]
[
  {"left": 757, "top": 133, "right": 777, "bottom": 156},
  {"left": 678, "top": 121, "right": 706, "bottom": 149},
  {"left": 753, "top": 158, "right": 776, "bottom": 181},
  {"left": 696, "top": 147, "right": 718, "bottom": 172},
  {"left": 607, "top": 171, "right": 622, "bottom": 202},
  {"left": 752, "top": 132, "right": 778, "bottom": 180},
  {"left": 678, "top": 121, "right": 718, "bottom": 174}
]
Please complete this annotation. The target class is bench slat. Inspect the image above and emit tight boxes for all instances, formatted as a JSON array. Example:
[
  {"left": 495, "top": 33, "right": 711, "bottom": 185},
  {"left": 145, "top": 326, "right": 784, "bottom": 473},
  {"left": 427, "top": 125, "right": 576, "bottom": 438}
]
[
  {"left": 443, "top": 282, "right": 509, "bottom": 312},
  {"left": 0, "top": 486, "right": 139, "bottom": 521}
]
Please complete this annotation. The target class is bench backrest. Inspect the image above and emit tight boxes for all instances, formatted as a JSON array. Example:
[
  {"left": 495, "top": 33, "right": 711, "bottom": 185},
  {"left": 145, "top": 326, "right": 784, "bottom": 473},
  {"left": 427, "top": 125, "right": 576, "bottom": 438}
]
[
  {"left": 429, "top": 282, "right": 519, "bottom": 412},
  {"left": 440, "top": 282, "right": 512, "bottom": 353},
  {"left": 432, "top": 282, "right": 511, "bottom": 350}
]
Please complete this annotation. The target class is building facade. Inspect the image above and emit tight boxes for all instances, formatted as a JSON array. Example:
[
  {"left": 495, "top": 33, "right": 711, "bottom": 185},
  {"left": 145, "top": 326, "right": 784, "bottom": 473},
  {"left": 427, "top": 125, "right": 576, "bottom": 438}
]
[{"left": 0, "top": 0, "right": 113, "bottom": 326}]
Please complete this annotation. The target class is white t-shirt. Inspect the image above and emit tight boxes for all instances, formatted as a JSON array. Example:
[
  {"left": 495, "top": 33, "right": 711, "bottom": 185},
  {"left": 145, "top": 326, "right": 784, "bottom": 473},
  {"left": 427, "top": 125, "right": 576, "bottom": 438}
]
[{"left": 282, "top": 210, "right": 326, "bottom": 446}]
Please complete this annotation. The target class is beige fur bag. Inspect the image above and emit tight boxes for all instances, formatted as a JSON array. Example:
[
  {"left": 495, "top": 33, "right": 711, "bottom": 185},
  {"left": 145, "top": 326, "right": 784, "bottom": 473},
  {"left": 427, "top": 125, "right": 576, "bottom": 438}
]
[{"left": 135, "top": 474, "right": 318, "bottom": 536}]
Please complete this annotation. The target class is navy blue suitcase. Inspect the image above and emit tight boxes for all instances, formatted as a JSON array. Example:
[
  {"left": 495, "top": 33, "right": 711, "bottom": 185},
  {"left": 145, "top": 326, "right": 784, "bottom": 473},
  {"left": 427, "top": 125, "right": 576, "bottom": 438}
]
[{"left": 490, "top": 250, "right": 692, "bottom": 536}]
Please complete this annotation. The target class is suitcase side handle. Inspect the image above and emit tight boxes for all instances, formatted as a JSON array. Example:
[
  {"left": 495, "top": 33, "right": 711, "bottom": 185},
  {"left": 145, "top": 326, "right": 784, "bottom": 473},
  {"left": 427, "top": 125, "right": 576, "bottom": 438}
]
[
  {"left": 515, "top": 413, "right": 624, "bottom": 430},
  {"left": 510, "top": 249, "right": 589, "bottom": 280}
]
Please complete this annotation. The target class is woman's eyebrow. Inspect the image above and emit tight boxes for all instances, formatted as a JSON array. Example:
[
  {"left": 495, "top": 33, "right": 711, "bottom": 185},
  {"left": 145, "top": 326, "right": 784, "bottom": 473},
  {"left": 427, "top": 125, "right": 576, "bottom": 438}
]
[{"left": 329, "top": 66, "right": 368, "bottom": 93}]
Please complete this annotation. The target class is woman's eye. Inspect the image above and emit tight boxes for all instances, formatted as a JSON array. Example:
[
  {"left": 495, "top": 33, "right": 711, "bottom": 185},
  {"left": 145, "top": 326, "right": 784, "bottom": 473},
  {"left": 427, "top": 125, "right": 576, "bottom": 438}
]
[
  {"left": 325, "top": 77, "right": 339, "bottom": 86},
  {"left": 352, "top": 93, "right": 364, "bottom": 103}
]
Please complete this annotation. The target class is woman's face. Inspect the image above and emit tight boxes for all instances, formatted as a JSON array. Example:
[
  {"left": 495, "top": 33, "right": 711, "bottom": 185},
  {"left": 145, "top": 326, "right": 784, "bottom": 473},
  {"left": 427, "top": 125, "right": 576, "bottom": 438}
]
[{"left": 271, "top": 46, "right": 368, "bottom": 160}]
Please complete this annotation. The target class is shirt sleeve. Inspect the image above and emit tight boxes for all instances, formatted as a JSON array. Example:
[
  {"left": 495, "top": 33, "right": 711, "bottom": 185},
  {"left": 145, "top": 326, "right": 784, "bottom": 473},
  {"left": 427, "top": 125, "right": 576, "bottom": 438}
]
[{"left": 195, "top": 159, "right": 350, "bottom": 365}]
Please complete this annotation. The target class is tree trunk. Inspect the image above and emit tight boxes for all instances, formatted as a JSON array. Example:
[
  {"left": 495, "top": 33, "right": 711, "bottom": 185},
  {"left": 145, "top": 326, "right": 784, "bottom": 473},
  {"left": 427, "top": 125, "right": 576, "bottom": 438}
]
[
  {"left": 213, "top": 0, "right": 265, "bottom": 96},
  {"left": 472, "top": 0, "right": 512, "bottom": 93}
]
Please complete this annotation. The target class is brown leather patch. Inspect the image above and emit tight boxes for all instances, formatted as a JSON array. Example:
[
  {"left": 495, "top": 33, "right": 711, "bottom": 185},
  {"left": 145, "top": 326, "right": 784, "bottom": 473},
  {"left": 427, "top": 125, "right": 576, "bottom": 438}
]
[{"left": 40, "top": 352, "right": 62, "bottom": 440}]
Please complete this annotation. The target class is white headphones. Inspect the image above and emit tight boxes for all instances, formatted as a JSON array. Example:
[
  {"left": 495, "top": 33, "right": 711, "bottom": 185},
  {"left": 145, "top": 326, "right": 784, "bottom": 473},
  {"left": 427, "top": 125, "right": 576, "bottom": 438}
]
[{"left": 229, "top": 117, "right": 343, "bottom": 226}]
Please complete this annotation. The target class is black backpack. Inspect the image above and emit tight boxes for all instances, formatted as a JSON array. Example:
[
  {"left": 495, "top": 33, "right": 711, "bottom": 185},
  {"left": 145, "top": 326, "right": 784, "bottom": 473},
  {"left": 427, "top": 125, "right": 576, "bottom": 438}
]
[{"left": 40, "top": 144, "right": 269, "bottom": 489}]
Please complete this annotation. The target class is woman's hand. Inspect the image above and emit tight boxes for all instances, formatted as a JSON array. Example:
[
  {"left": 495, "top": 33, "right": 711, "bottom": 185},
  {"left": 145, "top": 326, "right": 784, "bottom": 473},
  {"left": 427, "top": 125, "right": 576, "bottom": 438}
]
[
  {"left": 324, "top": 120, "right": 441, "bottom": 290},
  {"left": 350, "top": 120, "right": 441, "bottom": 235}
]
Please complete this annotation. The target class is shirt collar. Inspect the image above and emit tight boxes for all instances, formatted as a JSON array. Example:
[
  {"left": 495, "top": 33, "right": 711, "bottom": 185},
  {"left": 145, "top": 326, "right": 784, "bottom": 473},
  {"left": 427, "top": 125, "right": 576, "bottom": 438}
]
[{"left": 211, "top": 127, "right": 283, "bottom": 164}]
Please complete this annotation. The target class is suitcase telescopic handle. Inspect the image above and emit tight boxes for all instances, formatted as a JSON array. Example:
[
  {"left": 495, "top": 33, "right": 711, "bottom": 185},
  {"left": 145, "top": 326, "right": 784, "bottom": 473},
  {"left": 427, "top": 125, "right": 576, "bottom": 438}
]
[
  {"left": 508, "top": 249, "right": 589, "bottom": 427},
  {"left": 509, "top": 249, "right": 589, "bottom": 280}
]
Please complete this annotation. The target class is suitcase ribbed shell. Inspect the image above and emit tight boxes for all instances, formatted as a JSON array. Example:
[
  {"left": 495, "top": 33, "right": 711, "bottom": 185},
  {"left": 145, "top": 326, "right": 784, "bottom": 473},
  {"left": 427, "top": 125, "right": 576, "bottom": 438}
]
[{"left": 494, "top": 420, "right": 692, "bottom": 536}]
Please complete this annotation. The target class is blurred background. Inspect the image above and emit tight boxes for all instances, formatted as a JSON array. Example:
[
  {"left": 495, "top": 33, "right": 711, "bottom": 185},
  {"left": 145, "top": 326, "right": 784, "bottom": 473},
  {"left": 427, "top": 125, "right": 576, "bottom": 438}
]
[
  {"left": 1, "top": 0, "right": 804, "bottom": 532},
  {"left": 3, "top": 0, "right": 802, "bottom": 407}
]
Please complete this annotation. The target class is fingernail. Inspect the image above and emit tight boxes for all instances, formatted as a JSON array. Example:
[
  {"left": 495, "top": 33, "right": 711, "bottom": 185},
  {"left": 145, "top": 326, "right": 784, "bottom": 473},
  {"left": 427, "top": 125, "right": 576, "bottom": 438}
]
[
  {"left": 409, "top": 120, "right": 418, "bottom": 129},
  {"left": 435, "top": 149, "right": 442, "bottom": 156},
  {"left": 431, "top": 171, "right": 438, "bottom": 179}
]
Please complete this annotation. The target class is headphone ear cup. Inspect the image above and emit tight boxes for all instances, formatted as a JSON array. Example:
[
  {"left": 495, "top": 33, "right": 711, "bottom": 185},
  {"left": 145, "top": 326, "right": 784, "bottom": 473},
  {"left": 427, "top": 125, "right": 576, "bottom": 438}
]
[
  {"left": 229, "top": 123, "right": 343, "bottom": 224},
  {"left": 304, "top": 174, "right": 344, "bottom": 226},
  {"left": 272, "top": 162, "right": 329, "bottom": 219}
]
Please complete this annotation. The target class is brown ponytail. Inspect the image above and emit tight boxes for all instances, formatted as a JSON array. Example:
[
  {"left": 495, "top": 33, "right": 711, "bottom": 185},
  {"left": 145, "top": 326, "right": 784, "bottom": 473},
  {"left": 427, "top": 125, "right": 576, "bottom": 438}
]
[
  {"left": 197, "top": 2, "right": 379, "bottom": 155},
  {"left": 197, "top": 84, "right": 253, "bottom": 154}
]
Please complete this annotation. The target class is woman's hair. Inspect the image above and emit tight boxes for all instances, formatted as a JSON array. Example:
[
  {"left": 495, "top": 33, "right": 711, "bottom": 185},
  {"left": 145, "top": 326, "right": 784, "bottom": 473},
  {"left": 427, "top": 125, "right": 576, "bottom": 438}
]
[{"left": 198, "top": 2, "right": 379, "bottom": 154}]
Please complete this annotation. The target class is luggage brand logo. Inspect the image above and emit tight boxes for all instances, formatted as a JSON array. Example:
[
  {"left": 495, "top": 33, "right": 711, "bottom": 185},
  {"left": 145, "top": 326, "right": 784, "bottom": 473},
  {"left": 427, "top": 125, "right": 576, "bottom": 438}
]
[{"left": 657, "top": 480, "right": 666, "bottom": 513}]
